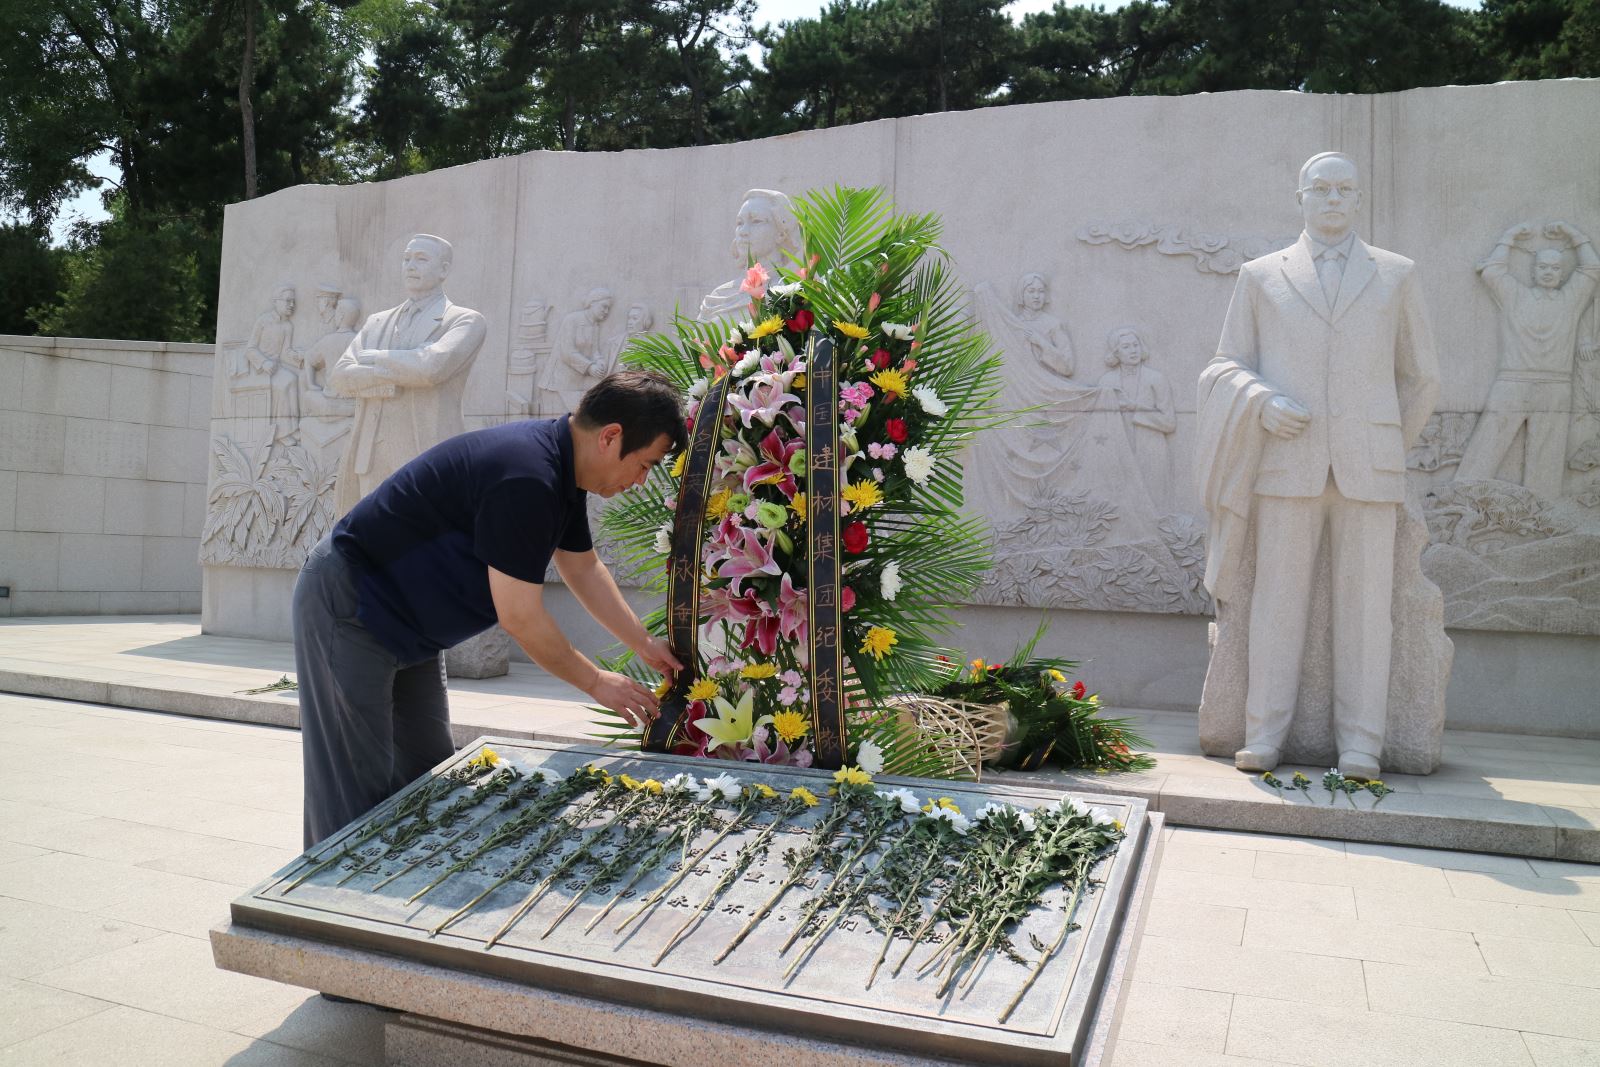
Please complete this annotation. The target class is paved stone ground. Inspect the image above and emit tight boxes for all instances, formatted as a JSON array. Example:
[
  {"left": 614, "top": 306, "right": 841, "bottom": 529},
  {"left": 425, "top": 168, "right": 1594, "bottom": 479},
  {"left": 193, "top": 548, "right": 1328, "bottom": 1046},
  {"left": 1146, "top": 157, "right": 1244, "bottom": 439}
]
[{"left": 2, "top": 691, "right": 1598, "bottom": 1065}]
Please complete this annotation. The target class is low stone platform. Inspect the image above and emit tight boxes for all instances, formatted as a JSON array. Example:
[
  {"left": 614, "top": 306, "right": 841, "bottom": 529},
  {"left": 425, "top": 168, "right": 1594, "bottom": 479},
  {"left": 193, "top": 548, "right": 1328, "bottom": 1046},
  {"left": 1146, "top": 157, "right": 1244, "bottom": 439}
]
[
  {"left": 212, "top": 740, "right": 1163, "bottom": 1066},
  {"left": 3, "top": 615, "right": 1598, "bottom": 862}
]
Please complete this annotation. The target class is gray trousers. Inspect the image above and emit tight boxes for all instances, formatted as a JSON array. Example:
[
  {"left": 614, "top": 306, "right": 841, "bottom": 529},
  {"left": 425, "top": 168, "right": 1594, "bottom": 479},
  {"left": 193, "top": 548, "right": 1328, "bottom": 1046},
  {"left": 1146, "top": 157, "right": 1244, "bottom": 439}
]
[{"left": 294, "top": 535, "right": 454, "bottom": 850}]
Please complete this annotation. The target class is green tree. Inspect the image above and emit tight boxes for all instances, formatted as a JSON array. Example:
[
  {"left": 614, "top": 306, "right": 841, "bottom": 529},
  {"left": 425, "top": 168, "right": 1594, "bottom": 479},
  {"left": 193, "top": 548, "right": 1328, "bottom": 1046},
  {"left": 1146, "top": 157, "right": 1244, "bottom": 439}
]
[
  {"left": 0, "top": 224, "right": 67, "bottom": 335},
  {"left": 1480, "top": 0, "right": 1600, "bottom": 78}
]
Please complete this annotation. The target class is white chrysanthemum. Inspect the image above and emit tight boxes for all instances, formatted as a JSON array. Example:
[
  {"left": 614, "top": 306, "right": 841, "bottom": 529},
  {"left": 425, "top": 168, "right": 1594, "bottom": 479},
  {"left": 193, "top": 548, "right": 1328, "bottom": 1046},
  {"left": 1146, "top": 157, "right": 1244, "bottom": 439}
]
[
  {"left": 879, "top": 560, "right": 902, "bottom": 601},
  {"left": 925, "top": 805, "right": 970, "bottom": 835},
  {"left": 652, "top": 522, "right": 673, "bottom": 555},
  {"left": 912, "top": 384, "right": 946, "bottom": 417},
  {"left": 1018, "top": 810, "right": 1037, "bottom": 832},
  {"left": 688, "top": 377, "right": 709, "bottom": 399},
  {"left": 875, "top": 787, "right": 921, "bottom": 814},
  {"left": 901, "top": 445, "right": 935, "bottom": 485},
  {"left": 769, "top": 281, "right": 802, "bottom": 298},
  {"left": 696, "top": 772, "right": 742, "bottom": 803},
  {"left": 1056, "top": 795, "right": 1088, "bottom": 818},
  {"left": 1091, "top": 808, "right": 1117, "bottom": 827},
  {"left": 854, "top": 738, "right": 885, "bottom": 775},
  {"left": 663, "top": 773, "right": 698, "bottom": 794},
  {"left": 881, "top": 321, "right": 915, "bottom": 341},
  {"left": 974, "top": 801, "right": 1033, "bottom": 830},
  {"left": 733, "top": 350, "right": 761, "bottom": 377},
  {"left": 734, "top": 322, "right": 752, "bottom": 338}
]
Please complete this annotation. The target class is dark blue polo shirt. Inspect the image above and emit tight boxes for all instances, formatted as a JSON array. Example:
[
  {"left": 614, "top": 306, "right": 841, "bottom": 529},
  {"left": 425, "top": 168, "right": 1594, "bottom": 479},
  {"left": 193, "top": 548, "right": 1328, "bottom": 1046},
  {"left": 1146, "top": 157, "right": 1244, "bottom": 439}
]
[{"left": 332, "top": 416, "right": 592, "bottom": 666}]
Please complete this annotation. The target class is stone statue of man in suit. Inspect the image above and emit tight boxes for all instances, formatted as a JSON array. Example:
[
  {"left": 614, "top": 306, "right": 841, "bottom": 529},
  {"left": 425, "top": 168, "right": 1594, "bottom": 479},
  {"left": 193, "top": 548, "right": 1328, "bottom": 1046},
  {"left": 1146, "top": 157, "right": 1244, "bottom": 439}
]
[
  {"left": 1196, "top": 152, "right": 1440, "bottom": 780},
  {"left": 328, "top": 234, "right": 487, "bottom": 514}
]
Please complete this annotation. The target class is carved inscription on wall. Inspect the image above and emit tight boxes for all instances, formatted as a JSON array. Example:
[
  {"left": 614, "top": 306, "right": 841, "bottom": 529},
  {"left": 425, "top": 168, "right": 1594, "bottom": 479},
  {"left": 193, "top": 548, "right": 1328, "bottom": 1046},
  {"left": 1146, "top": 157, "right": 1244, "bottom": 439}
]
[{"left": 1077, "top": 221, "right": 1294, "bottom": 275}]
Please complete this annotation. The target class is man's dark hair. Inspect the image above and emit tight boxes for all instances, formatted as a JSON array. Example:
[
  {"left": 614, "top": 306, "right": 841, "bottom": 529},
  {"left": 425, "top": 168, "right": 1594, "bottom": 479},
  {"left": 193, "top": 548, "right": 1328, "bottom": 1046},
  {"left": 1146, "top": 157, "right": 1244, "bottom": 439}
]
[{"left": 574, "top": 370, "right": 688, "bottom": 456}]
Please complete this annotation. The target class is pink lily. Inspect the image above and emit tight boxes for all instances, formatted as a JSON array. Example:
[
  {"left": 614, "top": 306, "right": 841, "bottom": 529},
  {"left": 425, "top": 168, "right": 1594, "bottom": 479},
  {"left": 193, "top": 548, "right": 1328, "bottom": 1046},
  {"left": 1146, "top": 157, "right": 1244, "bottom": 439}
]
[
  {"left": 743, "top": 428, "right": 802, "bottom": 496},
  {"left": 711, "top": 526, "right": 781, "bottom": 594},
  {"left": 740, "top": 725, "right": 814, "bottom": 767},
  {"left": 729, "top": 373, "right": 802, "bottom": 429},
  {"left": 776, "top": 571, "right": 808, "bottom": 644},
  {"left": 741, "top": 612, "right": 780, "bottom": 657},
  {"left": 700, "top": 583, "right": 765, "bottom": 630}
]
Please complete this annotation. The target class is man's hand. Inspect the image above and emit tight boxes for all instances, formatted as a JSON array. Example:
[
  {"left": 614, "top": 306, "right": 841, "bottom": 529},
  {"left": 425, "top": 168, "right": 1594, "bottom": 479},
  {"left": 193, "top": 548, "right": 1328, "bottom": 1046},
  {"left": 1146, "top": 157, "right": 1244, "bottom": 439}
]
[
  {"left": 634, "top": 636, "right": 684, "bottom": 678},
  {"left": 586, "top": 669, "right": 660, "bottom": 729},
  {"left": 1260, "top": 394, "right": 1311, "bottom": 439}
]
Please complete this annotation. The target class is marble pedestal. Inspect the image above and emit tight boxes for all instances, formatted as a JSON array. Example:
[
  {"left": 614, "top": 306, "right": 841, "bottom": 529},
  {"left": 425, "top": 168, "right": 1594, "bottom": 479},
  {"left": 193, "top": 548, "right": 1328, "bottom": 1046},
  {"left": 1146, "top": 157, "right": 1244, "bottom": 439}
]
[{"left": 211, "top": 740, "right": 1162, "bottom": 1066}]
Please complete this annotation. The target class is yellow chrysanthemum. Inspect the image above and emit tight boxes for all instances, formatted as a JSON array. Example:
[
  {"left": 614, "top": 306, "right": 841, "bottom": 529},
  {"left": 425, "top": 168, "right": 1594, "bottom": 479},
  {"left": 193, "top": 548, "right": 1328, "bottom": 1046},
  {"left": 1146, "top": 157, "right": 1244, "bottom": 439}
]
[
  {"left": 706, "top": 488, "right": 732, "bottom": 520},
  {"left": 771, "top": 709, "right": 809, "bottom": 744},
  {"left": 749, "top": 315, "right": 784, "bottom": 339},
  {"left": 842, "top": 479, "right": 883, "bottom": 510},
  {"left": 1047, "top": 668, "right": 1065, "bottom": 683},
  {"left": 791, "top": 786, "right": 819, "bottom": 807},
  {"left": 869, "top": 368, "right": 908, "bottom": 397},
  {"left": 670, "top": 452, "right": 686, "bottom": 478},
  {"left": 641, "top": 778, "right": 664, "bottom": 794},
  {"left": 752, "top": 782, "right": 778, "bottom": 799},
  {"left": 860, "top": 626, "right": 898, "bottom": 662},
  {"left": 687, "top": 678, "right": 720, "bottom": 701},
  {"left": 833, "top": 766, "right": 874, "bottom": 786},
  {"left": 937, "top": 797, "right": 960, "bottom": 812},
  {"left": 834, "top": 321, "right": 869, "bottom": 340},
  {"left": 792, "top": 373, "right": 807, "bottom": 389},
  {"left": 789, "top": 491, "right": 807, "bottom": 522},
  {"left": 465, "top": 745, "right": 499, "bottom": 770},
  {"left": 739, "top": 662, "right": 777, "bottom": 679},
  {"left": 653, "top": 677, "right": 672, "bottom": 699},
  {"left": 619, "top": 773, "right": 642, "bottom": 791}
]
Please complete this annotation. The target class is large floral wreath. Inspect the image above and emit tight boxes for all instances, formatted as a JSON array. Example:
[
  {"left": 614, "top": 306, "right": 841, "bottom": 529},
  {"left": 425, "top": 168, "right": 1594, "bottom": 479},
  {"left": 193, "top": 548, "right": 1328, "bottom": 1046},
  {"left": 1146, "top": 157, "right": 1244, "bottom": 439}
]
[{"left": 600, "top": 187, "right": 1005, "bottom": 776}]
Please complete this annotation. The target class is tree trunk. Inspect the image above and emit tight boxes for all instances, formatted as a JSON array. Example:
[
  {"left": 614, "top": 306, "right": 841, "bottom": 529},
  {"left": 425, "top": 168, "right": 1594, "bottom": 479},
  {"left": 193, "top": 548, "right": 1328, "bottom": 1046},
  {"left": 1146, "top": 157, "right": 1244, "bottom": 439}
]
[{"left": 240, "top": 0, "right": 258, "bottom": 200}]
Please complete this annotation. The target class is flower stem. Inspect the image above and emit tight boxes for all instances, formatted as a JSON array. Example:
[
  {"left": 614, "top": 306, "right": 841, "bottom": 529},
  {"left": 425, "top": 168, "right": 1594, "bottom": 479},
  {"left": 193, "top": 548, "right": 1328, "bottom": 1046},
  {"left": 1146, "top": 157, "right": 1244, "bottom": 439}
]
[
  {"left": 485, "top": 794, "right": 649, "bottom": 949},
  {"left": 997, "top": 859, "right": 1090, "bottom": 1024},
  {"left": 372, "top": 774, "right": 545, "bottom": 892},
  {"left": 782, "top": 826, "right": 912, "bottom": 981},
  {"left": 778, "top": 818, "right": 895, "bottom": 957},
  {"left": 652, "top": 800, "right": 797, "bottom": 967},
  {"left": 865, "top": 846, "right": 944, "bottom": 989},
  {"left": 614, "top": 803, "right": 753, "bottom": 937}
]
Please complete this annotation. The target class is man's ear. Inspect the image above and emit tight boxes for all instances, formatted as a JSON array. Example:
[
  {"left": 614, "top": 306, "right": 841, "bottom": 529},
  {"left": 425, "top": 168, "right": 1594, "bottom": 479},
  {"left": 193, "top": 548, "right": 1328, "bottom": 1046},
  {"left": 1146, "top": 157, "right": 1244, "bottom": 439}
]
[{"left": 599, "top": 422, "right": 624, "bottom": 452}]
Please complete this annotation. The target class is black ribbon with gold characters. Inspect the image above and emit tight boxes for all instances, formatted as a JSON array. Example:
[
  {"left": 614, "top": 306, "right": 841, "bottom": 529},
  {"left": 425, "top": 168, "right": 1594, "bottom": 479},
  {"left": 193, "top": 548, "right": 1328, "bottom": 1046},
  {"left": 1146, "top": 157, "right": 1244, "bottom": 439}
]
[
  {"left": 804, "top": 336, "right": 845, "bottom": 769},
  {"left": 644, "top": 371, "right": 733, "bottom": 754}
]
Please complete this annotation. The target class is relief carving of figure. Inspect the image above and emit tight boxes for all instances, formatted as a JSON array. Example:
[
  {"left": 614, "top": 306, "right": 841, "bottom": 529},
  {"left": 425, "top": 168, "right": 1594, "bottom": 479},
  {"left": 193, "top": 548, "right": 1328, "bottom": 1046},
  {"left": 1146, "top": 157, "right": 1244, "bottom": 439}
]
[
  {"left": 970, "top": 273, "right": 1203, "bottom": 614},
  {"left": 1455, "top": 221, "right": 1600, "bottom": 499},
  {"left": 1197, "top": 152, "right": 1443, "bottom": 778},
  {"left": 1097, "top": 326, "right": 1176, "bottom": 502},
  {"left": 303, "top": 297, "right": 361, "bottom": 415},
  {"left": 327, "top": 234, "right": 487, "bottom": 514},
  {"left": 236, "top": 282, "right": 303, "bottom": 443},
  {"left": 608, "top": 302, "right": 654, "bottom": 367},
  {"left": 698, "top": 189, "right": 800, "bottom": 323},
  {"left": 539, "top": 287, "right": 615, "bottom": 414}
]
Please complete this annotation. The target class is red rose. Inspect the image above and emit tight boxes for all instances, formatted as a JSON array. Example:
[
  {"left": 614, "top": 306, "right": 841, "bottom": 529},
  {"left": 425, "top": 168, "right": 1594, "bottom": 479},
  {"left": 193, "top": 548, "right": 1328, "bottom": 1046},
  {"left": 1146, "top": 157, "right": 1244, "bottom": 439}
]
[
  {"left": 1072, "top": 680, "right": 1087, "bottom": 700},
  {"left": 885, "top": 418, "right": 908, "bottom": 443},
  {"left": 871, "top": 348, "right": 892, "bottom": 370},
  {"left": 786, "top": 309, "right": 815, "bottom": 333},
  {"left": 842, "top": 520, "right": 869, "bottom": 554},
  {"left": 840, "top": 585, "right": 857, "bottom": 612}
]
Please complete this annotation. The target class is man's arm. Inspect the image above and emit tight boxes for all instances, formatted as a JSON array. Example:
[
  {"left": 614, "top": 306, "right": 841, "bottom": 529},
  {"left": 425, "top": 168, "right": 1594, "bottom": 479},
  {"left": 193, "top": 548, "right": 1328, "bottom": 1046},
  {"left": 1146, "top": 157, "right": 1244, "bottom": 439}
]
[
  {"left": 554, "top": 548, "right": 683, "bottom": 677},
  {"left": 488, "top": 565, "right": 662, "bottom": 727},
  {"left": 1395, "top": 269, "right": 1441, "bottom": 447},
  {"left": 1213, "top": 263, "right": 1308, "bottom": 439}
]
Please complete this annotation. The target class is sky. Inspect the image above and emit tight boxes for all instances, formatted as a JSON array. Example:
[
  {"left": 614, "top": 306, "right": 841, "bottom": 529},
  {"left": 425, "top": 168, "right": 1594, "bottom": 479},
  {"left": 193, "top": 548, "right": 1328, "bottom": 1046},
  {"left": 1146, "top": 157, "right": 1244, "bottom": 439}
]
[{"left": 39, "top": 0, "right": 1484, "bottom": 244}]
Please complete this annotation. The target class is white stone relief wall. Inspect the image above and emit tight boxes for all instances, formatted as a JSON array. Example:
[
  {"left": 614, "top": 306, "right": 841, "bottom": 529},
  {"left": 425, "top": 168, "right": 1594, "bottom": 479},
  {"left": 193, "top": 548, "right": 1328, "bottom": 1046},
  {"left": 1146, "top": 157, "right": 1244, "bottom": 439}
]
[
  {"left": 203, "top": 81, "right": 1600, "bottom": 653},
  {"left": 1, "top": 336, "right": 211, "bottom": 617}
]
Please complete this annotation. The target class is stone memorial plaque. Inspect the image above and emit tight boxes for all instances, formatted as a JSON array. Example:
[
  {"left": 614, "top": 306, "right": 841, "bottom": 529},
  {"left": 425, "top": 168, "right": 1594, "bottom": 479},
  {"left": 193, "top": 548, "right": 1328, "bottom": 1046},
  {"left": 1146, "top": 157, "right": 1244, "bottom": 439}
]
[{"left": 218, "top": 739, "right": 1158, "bottom": 1065}]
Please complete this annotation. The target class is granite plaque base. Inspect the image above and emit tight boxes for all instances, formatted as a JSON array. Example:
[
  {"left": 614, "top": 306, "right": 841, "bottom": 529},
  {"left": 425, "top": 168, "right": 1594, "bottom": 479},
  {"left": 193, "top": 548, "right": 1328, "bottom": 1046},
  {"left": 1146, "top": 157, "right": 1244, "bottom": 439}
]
[{"left": 213, "top": 739, "right": 1162, "bottom": 1066}]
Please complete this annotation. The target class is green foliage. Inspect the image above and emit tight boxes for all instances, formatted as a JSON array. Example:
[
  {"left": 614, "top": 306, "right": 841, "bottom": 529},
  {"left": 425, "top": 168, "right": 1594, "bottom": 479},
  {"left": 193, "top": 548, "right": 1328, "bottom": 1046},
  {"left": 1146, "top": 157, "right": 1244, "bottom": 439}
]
[
  {"left": 0, "top": 224, "right": 66, "bottom": 335},
  {"left": 933, "top": 621, "right": 1157, "bottom": 773},
  {"left": 32, "top": 206, "right": 218, "bottom": 343}
]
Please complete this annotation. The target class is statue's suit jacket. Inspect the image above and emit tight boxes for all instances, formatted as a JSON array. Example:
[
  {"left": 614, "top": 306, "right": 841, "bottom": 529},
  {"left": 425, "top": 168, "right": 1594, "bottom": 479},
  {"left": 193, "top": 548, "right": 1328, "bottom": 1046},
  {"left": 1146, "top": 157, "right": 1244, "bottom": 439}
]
[
  {"left": 1214, "top": 233, "right": 1439, "bottom": 505},
  {"left": 329, "top": 294, "right": 487, "bottom": 514}
]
